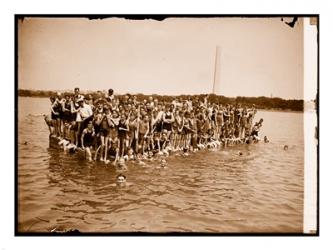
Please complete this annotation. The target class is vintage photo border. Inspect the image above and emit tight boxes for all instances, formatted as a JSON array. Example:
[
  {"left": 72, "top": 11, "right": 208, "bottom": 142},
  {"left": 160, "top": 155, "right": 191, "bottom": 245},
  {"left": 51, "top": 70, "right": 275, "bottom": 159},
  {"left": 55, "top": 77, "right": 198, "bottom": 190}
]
[{"left": 14, "top": 14, "right": 319, "bottom": 236}]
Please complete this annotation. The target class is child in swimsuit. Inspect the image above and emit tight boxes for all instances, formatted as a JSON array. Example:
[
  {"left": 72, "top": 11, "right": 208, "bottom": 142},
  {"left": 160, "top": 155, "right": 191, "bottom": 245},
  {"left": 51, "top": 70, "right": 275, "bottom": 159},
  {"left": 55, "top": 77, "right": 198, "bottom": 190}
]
[{"left": 81, "top": 121, "right": 95, "bottom": 161}]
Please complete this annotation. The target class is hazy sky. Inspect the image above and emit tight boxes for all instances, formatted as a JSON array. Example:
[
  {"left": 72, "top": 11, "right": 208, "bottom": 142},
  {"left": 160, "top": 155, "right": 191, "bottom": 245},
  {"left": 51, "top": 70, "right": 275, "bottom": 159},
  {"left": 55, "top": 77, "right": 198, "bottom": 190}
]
[{"left": 18, "top": 17, "right": 304, "bottom": 99}]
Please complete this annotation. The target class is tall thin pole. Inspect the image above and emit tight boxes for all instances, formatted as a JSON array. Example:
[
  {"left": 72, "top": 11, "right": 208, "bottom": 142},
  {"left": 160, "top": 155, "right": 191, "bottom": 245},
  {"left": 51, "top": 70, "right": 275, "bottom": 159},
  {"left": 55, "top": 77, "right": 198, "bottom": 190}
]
[{"left": 212, "top": 46, "right": 219, "bottom": 94}]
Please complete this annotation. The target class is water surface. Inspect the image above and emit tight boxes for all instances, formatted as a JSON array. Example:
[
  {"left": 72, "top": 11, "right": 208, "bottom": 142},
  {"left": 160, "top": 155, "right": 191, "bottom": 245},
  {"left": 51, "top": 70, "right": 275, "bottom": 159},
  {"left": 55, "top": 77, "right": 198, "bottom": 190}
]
[{"left": 18, "top": 97, "right": 304, "bottom": 233}]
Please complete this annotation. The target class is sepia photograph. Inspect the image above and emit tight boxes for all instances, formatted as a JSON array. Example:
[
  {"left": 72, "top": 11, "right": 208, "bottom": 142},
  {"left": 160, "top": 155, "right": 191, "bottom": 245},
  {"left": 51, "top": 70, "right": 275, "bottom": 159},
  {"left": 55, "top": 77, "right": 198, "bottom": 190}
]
[{"left": 15, "top": 15, "right": 318, "bottom": 235}]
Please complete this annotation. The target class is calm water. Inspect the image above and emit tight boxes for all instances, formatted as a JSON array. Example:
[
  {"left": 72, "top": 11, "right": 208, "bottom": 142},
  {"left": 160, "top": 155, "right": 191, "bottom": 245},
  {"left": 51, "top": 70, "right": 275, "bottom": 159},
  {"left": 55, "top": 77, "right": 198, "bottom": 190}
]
[{"left": 18, "top": 97, "right": 304, "bottom": 233}]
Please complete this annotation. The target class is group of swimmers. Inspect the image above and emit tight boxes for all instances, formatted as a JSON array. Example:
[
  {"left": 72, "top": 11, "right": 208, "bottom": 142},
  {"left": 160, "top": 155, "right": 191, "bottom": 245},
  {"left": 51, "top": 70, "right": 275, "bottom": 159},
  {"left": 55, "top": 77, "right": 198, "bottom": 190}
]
[{"left": 44, "top": 87, "right": 265, "bottom": 164}]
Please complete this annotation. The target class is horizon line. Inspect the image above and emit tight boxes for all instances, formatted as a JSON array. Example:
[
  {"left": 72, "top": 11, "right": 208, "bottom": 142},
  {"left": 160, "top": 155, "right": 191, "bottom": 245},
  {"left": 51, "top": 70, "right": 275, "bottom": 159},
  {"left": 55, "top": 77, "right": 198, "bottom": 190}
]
[{"left": 17, "top": 88, "right": 307, "bottom": 101}]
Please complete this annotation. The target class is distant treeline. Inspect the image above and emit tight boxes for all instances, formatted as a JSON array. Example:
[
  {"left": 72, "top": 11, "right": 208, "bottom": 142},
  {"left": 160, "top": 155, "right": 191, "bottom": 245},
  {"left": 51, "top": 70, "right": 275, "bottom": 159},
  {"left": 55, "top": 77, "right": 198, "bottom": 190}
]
[{"left": 18, "top": 89, "right": 304, "bottom": 111}]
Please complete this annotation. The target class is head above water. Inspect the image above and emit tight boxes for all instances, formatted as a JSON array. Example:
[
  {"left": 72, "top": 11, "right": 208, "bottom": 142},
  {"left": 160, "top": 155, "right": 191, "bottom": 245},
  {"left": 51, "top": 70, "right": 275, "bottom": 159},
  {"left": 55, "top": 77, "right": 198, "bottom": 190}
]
[
  {"left": 116, "top": 174, "right": 126, "bottom": 184},
  {"left": 160, "top": 159, "right": 167, "bottom": 167},
  {"left": 118, "top": 158, "right": 125, "bottom": 167}
]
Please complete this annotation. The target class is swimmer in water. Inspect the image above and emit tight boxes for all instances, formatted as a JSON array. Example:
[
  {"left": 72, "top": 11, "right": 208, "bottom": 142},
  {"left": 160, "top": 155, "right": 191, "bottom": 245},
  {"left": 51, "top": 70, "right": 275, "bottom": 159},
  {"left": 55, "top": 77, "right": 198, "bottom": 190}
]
[
  {"left": 116, "top": 174, "right": 126, "bottom": 186},
  {"left": 117, "top": 157, "right": 127, "bottom": 169},
  {"left": 284, "top": 145, "right": 288, "bottom": 150},
  {"left": 160, "top": 159, "right": 167, "bottom": 168},
  {"left": 264, "top": 136, "right": 269, "bottom": 143}
]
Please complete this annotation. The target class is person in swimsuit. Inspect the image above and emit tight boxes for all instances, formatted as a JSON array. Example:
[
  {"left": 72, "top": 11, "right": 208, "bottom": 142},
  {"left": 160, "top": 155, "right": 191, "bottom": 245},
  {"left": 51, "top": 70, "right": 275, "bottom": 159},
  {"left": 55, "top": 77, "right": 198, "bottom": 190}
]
[
  {"left": 93, "top": 104, "right": 109, "bottom": 161},
  {"left": 107, "top": 131, "right": 120, "bottom": 164},
  {"left": 138, "top": 114, "right": 150, "bottom": 154},
  {"left": 118, "top": 114, "right": 129, "bottom": 158},
  {"left": 183, "top": 111, "right": 194, "bottom": 151},
  {"left": 240, "top": 108, "right": 248, "bottom": 140},
  {"left": 251, "top": 118, "right": 264, "bottom": 141},
  {"left": 61, "top": 94, "right": 73, "bottom": 140},
  {"left": 216, "top": 109, "right": 224, "bottom": 140},
  {"left": 128, "top": 112, "right": 139, "bottom": 155},
  {"left": 51, "top": 93, "right": 63, "bottom": 137},
  {"left": 151, "top": 131, "right": 161, "bottom": 154},
  {"left": 189, "top": 112, "right": 198, "bottom": 151},
  {"left": 103, "top": 109, "right": 119, "bottom": 162},
  {"left": 162, "top": 105, "right": 174, "bottom": 144},
  {"left": 81, "top": 121, "right": 95, "bottom": 161},
  {"left": 176, "top": 110, "right": 184, "bottom": 150}
]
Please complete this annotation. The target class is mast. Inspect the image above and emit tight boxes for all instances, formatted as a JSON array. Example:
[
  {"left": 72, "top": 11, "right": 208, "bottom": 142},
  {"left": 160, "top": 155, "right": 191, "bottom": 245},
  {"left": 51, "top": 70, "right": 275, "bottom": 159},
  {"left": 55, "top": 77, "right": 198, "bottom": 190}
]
[{"left": 212, "top": 46, "right": 220, "bottom": 95}]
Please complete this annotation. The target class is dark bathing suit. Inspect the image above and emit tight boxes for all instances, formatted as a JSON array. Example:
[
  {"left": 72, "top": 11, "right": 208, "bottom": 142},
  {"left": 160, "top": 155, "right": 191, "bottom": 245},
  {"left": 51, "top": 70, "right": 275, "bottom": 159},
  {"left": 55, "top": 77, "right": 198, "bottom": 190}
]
[
  {"left": 83, "top": 129, "right": 94, "bottom": 147},
  {"left": 163, "top": 112, "right": 172, "bottom": 131}
]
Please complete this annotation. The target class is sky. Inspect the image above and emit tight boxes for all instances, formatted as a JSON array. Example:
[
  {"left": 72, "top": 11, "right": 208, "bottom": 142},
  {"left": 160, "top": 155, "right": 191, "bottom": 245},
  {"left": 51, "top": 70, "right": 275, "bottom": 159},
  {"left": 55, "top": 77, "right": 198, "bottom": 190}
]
[{"left": 18, "top": 17, "right": 305, "bottom": 99}]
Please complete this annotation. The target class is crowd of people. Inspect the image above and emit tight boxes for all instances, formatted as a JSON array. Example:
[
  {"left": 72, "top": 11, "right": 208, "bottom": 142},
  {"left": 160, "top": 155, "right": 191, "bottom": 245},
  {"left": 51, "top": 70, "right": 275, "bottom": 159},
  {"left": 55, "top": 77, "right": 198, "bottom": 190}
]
[{"left": 44, "top": 87, "right": 264, "bottom": 163}]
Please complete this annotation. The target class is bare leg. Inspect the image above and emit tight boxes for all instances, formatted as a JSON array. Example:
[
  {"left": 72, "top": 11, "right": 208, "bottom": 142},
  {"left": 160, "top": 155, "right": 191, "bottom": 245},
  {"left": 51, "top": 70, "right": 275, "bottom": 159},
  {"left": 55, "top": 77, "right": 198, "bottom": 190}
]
[
  {"left": 104, "top": 137, "right": 108, "bottom": 162},
  {"left": 86, "top": 147, "right": 92, "bottom": 161}
]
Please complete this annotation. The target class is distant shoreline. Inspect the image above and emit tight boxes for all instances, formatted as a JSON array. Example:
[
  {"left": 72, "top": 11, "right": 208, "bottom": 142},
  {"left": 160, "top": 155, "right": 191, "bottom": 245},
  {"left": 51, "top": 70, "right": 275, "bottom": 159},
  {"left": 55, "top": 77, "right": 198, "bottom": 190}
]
[{"left": 18, "top": 89, "right": 304, "bottom": 112}]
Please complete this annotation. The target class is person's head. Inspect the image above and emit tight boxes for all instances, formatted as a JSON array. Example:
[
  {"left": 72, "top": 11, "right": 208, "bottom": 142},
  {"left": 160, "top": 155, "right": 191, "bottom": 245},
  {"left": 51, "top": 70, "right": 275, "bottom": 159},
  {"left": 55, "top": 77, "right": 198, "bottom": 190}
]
[
  {"left": 160, "top": 159, "right": 167, "bottom": 168},
  {"left": 120, "top": 114, "right": 126, "bottom": 122},
  {"left": 85, "top": 95, "right": 91, "bottom": 103},
  {"left": 104, "top": 106, "right": 110, "bottom": 114},
  {"left": 78, "top": 99, "right": 84, "bottom": 107},
  {"left": 148, "top": 96, "right": 153, "bottom": 102},
  {"left": 128, "top": 148, "right": 134, "bottom": 155},
  {"left": 129, "top": 113, "right": 136, "bottom": 121},
  {"left": 162, "top": 129, "right": 168, "bottom": 137},
  {"left": 143, "top": 115, "right": 149, "bottom": 122},
  {"left": 50, "top": 96, "right": 55, "bottom": 103},
  {"left": 116, "top": 174, "right": 126, "bottom": 185},
  {"left": 259, "top": 118, "right": 264, "bottom": 124},
  {"left": 97, "top": 101, "right": 103, "bottom": 109},
  {"left": 118, "top": 158, "right": 125, "bottom": 167},
  {"left": 56, "top": 92, "right": 62, "bottom": 99},
  {"left": 65, "top": 94, "right": 70, "bottom": 101},
  {"left": 87, "top": 121, "right": 93, "bottom": 129},
  {"left": 108, "top": 89, "right": 114, "bottom": 96},
  {"left": 112, "top": 110, "right": 118, "bottom": 118},
  {"left": 74, "top": 87, "right": 80, "bottom": 95}
]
